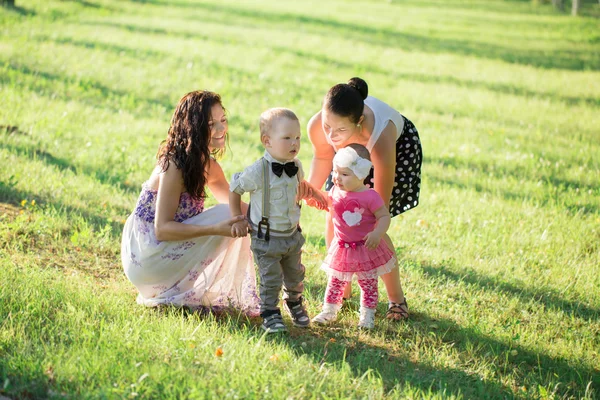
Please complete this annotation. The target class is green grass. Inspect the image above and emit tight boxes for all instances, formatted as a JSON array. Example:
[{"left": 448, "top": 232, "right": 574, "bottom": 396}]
[{"left": 1, "top": 0, "right": 599, "bottom": 398}]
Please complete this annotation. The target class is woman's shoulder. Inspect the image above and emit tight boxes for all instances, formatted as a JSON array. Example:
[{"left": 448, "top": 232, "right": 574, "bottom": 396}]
[
  {"left": 307, "top": 111, "right": 324, "bottom": 138},
  {"left": 365, "top": 95, "right": 394, "bottom": 111},
  {"left": 145, "top": 165, "right": 163, "bottom": 191},
  {"left": 307, "top": 110, "right": 322, "bottom": 127},
  {"left": 151, "top": 163, "right": 186, "bottom": 194}
]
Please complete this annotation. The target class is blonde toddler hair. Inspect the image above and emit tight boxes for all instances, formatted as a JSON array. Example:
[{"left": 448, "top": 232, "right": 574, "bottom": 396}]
[{"left": 259, "top": 108, "right": 299, "bottom": 137}]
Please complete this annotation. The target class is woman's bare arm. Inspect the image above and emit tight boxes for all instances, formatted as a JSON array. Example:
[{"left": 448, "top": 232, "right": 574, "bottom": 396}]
[
  {"left": 370, "top": 122, "right": 397, "bottom": 210},
  {"left": 307, "top": 111, "right": 335, "bottom": 189},
  {"left": 154, "top": 165, "right": 242, "bottom": 241}
]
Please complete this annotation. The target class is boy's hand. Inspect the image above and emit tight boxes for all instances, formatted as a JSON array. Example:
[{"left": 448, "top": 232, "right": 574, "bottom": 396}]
[
  {"left": 363, "top": 231, "right": 382, "bottom": 250},
  {"left": 231, "top": 219, "right": 249, "bottom": 238},
  {"left": 212, "top": 215, "right": 245, "bottom": 237}
]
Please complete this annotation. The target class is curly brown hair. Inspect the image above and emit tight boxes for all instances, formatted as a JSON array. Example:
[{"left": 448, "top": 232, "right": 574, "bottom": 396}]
[{"left": 156, "top": 90, "right": 226, "bottom": 199}]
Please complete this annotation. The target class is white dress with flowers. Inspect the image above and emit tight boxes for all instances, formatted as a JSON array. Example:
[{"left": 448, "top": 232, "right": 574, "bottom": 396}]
[{"left": 121, "top": 182, "right": 260, "bottom": 315}]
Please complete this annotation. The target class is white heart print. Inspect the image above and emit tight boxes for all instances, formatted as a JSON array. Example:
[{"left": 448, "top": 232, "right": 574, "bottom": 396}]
[{"left": 342, "top": 207, "right": 364, "bottom": 226}]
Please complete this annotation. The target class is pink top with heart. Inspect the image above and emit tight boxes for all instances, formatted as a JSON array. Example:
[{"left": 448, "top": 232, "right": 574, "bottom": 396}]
[
  {"left": 321, "top": 186, "right": 397, "bottom": 281},
  {"left": 330, "top": 186, "right": 383, "bottom": 243}
]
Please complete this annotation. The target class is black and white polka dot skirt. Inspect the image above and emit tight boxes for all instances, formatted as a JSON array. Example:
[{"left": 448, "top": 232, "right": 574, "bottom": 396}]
[{"left": 325, "top": 117, "right": 422, "bottom": 217}]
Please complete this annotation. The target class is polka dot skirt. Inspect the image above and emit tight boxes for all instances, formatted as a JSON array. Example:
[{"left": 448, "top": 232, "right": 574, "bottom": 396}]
[{"left": 325, "top": 118, "right": 422, "bottom": 217}]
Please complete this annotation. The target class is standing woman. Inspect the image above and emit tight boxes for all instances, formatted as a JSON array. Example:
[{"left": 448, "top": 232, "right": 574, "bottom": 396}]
[
  {"left": 121, "top": 90, "right": 259, "bottom": 315},
  {"left": 306, "top": 77, "right": 422, "bottom": 320}
]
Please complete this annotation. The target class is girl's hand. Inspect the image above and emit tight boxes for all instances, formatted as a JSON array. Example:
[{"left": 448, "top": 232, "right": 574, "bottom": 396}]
[
  {"left": 213, "top": 215, "right": 246, "bottom": 237},
  {"left": 363, "top": 231, "right": 383, "bottom": 250}
]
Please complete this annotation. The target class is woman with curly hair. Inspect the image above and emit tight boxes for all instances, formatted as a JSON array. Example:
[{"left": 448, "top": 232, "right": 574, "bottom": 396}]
[{"left": 121, "top": 90, "right": 259, "bottom": 315}]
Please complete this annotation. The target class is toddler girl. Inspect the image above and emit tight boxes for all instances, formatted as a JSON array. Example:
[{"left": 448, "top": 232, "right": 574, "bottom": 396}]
[{"left": 312, "top": 144, "right": 397, "bottom": 329}]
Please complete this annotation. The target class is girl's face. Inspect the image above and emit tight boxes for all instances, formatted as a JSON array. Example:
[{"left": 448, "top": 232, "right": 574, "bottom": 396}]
[
  {"left": 332, "top": 164, "right": 365, "bottom": 192},
  {"left": 321, "top": 108, "right": 361, "bottom": 147},
  {"left": 208, "top": 103, "right": 228, "bottom": 151}
]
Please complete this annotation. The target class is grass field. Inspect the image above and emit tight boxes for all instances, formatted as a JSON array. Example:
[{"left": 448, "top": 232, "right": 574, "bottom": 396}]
[{"left": 1, "top": 0, "right": 599, "bottom": 398}]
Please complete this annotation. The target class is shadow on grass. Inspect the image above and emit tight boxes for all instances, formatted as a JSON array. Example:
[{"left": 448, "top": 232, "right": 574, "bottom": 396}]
[
  {"left": 0, "top": 180, "right": 127, "bottom": 233},
  {"left": 427, "top": 172, "right": 600, "bottom": 216},
  {"left": 74, "top": 15, "right": 599, "bottom": 109},
  {"left": 0, "top": 140, "right": 140, "bottom": 196},
  {"left": 0, "top": 61, "right": 175, "bottom": 117},
  {"left": 29, "top": 27, "right": 600, "bottom": 115},
  {"left": 263, "top": 307, "right": 598, "bottom": 398},
  {"left": 427, "top": 154, "right": 600, "bottom": 216},
  {"left": 145, "top": 1, "right": 599, "bottom": 71},
  {"left": 2, "top": 39, "right": 282, "bottom": 119},
  {"left": 60, "top": 0, "right": 102, "bottom": 8},
  {"left": 28, "top": 22, "right": 600, "bottom": 118},
  {"left": 1, "top": 3, "right": 35, "bottom": 16},
  {"left": 270, "top": 44, "right": 600, "bottom": 109},
  {"left": 33, "top": 34, "right": 167, "bottom": 61},
  {"left": 420, "top": 262, "right": 600, "bottom": 323}
]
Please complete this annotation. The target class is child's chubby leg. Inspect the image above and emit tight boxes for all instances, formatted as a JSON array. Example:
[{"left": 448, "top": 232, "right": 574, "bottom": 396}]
[
  {"left": 281, "top": 231, "right": 310, "bottom": 327},
  {"left": 357, "top": 277, "right": 378, "bottom": 329},
  {"left": 312, "top": 276, "right": 346, "bottom": 325}
]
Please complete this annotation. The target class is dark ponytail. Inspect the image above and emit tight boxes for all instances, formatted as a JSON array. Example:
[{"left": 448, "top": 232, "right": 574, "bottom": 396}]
[
  {"left": 347, "top": 77, "right": 368, "bottom": 100},
  {"left": 323, "top": 77, "right": 369, "bottom": 124}
]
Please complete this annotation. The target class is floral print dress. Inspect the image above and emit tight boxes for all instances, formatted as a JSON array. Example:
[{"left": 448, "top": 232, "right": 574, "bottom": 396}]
[{"left": 121, "top": 182, "right": 260, "bottom": 315}]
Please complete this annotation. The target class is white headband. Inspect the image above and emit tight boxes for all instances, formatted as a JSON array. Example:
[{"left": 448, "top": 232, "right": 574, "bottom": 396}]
[{"left": 333, "top": 147, "right": 372, "bottom": 180}]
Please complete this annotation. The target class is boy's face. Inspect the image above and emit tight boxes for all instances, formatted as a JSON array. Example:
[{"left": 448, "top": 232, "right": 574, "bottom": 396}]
[
  {"left": 332, "top": 164, "right": 364, "bottom": 192},
  {"left": 263, "top": 117, "right": 301, "bottom": 162}
]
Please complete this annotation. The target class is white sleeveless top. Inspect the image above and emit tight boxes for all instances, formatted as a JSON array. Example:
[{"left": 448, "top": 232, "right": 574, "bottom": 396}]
[{"left": 325, "top": 96, "right": 405, "bottom": 152}]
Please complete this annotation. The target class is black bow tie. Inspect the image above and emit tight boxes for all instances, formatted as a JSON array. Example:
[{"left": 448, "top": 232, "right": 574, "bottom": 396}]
[{"left": 271, "top": 161, "right": 298, "bottom": 178}]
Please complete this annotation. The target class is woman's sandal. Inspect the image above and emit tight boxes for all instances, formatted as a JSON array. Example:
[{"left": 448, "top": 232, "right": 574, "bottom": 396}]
[{"left": 386, "top": 299, "right": 409, "bottom": 321}]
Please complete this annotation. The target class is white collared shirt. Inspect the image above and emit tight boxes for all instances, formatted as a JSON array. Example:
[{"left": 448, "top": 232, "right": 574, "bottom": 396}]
[{"left": 230, "top": 151, "right": 304, "bottom": 236}]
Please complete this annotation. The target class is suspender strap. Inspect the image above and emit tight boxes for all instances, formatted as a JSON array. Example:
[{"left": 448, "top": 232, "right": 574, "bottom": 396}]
[
  {"left": 256, "top": 158, "right": 270, "bottom": 241},
  {"left": 255, "top": 157, "right": 301, "bottom": 240}
]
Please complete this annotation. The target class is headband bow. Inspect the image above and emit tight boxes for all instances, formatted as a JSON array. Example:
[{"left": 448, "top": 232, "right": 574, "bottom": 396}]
[{"left": 333, "top": 147, "right": 372, "bottom": 180}]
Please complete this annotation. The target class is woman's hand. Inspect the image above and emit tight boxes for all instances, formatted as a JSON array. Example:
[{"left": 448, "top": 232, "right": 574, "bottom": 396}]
[
  {"left": 306, "top": 190, "right": 329, "bottom": 210},
  {"left": 296, "top": 180, "right": 313, "bottom": 202},
  {"left": 297, "top": 180, "right": 328, "bottom": 210},
  {"left": 213, "top": 215, "right": 247, "bottom": 237}
]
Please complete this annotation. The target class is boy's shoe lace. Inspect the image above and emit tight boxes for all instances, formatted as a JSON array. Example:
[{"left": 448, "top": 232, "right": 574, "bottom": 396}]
[{"left": 284, "top": 297, "right": 310, "bottom": 328}]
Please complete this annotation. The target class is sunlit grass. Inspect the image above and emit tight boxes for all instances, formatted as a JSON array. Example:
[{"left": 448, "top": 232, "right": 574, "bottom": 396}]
[{"left": 1, "top": 0, "right": 599, "bottom": 398}]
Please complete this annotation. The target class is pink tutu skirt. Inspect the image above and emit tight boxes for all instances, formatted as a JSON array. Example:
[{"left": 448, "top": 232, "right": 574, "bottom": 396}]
[{"left": 321, "top": 239, "right": 397, "bottom": 281}]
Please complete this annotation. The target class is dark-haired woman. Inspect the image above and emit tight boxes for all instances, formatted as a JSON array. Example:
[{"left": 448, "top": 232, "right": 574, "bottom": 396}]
[
  {"left": 121, "top": 90, "right": 259, "bottom": 315},
  {"left": 306, "top": 77, "right": 422, "bottom": 320}
]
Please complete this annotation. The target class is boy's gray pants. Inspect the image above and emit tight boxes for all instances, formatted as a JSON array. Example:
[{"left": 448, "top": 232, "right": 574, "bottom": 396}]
[{"left": 250, "top": 230, "right": 305, "bottom": 314}]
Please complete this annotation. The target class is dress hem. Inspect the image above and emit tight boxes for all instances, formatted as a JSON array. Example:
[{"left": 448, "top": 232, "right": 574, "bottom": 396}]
[{"left": 320, "top": 257, "right": 397, "bottom": 282}]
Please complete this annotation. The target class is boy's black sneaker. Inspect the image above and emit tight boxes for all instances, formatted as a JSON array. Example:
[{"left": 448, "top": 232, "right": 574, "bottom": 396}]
[
  {"left": 284, "top": 297, "right": 310, "bottom": 328},
  {"left": 261, "top": 310, "right": 287, "bottom": 334}
]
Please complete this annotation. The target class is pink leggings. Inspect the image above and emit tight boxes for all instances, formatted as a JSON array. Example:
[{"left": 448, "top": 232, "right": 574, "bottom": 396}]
[{"left": 325, "top": 276, "right": 378, "bottom": 309}]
